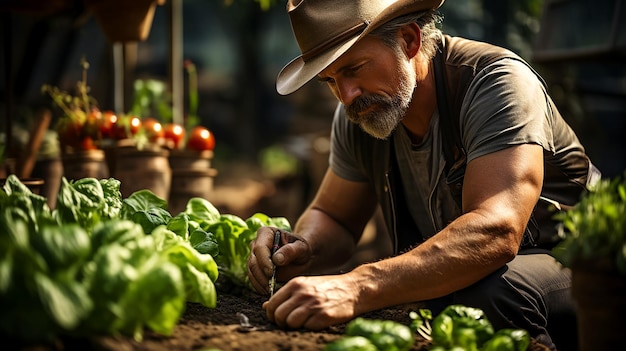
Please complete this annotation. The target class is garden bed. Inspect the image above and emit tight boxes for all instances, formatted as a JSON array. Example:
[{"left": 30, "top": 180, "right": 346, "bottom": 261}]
[{"left": 12, "top": 281, "right": 551, "bottom": 351}]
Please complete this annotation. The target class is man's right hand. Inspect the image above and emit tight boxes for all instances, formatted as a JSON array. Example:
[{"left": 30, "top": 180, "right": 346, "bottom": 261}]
[{"left": 247, "top": 226, "right": 313, "bottom": 295}]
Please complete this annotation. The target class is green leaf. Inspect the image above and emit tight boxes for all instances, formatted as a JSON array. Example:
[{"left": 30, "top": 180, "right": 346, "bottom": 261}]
[
  {"left": 164, "top": 243, "right": 219, "bottom": 283},
  {"left": 345, "top": 318, "right": 414, "bottom": 351},
  {"left": 246, "top": 213, "right": 292, "bottom": 232},
  {"left": 184, "top": 197, "right": 220, "bottom": 224},
  {"left": 179, "top": 262, "right": 217, "bottom": 307},
  {"left": 114, "top": 260, "right": 185, "bottom": 340},
  {"left": 34, "top": 272, "right": 92, "bottom": 330},
  {"left": 431, "top": 314, "right": 454, "bottom": 347},
  {"left": 99, "top": 178, "right": 123, "bottom": 219},
  {"left": 30, "top": 224, "right": 91, "bottom": 273},
  {"left": 54, "top": 177, "right": 105, "bottom": 229},
  {"left": 189, "top": 228, "right": 219, "bottom": 256},
  {"left": 121, "top": 190, "right": 172, "bottom": 233},
  {"left": 488, "top": 329, "right": 530, "bottom": 351},
  {"left": 122, "top": 189, "right": 168, "bottom": 211},
  {"left": 167, "top": 213, "right": 191, "bottom": 240},
  {"left": 481, "top": 335, "right": 515, "bottom": 351},
  {"left": 129, "top": 207, "right": 172, "bottom": 234},
  {"left": 268, "top": 216, "right": 292, "bottom": 231},
  {"left": 552, "top": 172, "right": 626, "bottom": 274},
  {"left": 0, "top": 250, "right": 14, "bottom": 294},
  {"left": 90, "top": 220, "right": 145, "bottom": 249},
  {"left": 324, "top": 336, "right": 378, "bottom": 351}
]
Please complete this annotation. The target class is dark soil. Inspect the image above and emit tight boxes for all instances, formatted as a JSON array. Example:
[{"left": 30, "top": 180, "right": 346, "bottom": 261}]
[{"left": 11, "top": 280, "right": 551, "bottom": 351}]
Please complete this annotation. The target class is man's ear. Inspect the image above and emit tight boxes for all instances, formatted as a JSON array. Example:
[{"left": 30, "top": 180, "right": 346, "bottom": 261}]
[{"left": 400, "top": 22, "right": 421, "bottom": 58}]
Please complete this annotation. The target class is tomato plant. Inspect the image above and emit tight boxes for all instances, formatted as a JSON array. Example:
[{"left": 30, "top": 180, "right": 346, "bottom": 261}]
[
  {"left": 99, "top": 111, "right": 118, "bottom": 139},
  {"left": 142, "top": 117, "right": 165, "bottom": 143},
  {"left": 83, "top": 108, "right": 102, "bottom": 140},
  {"left": 186, "top": 126, "right": 215, "bottom": 151},
  {"left": 55, "top": 118, "right": 83, "bottom": 149},
  {"left": 114, "top": 115, "right": 142, "bottom": 140},
  {"left": 164, "top": 123, "right": 186, "bottom": 149},
  {"left": 80, "top": 136, "right": 98, "bottom": 150}
]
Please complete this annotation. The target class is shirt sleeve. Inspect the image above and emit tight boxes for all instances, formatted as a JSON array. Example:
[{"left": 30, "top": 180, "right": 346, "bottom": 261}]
[
  {"left": 459, "top": 58, "right": 556, "bottom": 163},
  {"left": 328, "top": 104, "right": 370, "bottom": 182}
]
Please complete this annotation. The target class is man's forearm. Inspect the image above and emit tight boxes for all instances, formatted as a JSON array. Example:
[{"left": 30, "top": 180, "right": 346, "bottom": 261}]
[
  {"left": 347, "top": 212, "right": 520, "bottom": 315},
  {"left": 294, "top": 207, "right": 360, "bottom": 274}
]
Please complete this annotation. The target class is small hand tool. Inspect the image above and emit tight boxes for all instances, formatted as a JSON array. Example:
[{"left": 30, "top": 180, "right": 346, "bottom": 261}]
[{"left": 268, "top": 230, "right": 281, "bottom": 297}]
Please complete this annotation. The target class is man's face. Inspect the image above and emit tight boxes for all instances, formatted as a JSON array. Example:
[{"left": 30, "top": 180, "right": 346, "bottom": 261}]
[{"left": 318, "top": 35, "right": 417, "bottom": 139}]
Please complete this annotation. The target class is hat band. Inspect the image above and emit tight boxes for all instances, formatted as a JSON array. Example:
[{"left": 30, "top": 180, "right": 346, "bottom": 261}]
[{"left": 301, "top": 21, "right": 368, "bottom": 62}]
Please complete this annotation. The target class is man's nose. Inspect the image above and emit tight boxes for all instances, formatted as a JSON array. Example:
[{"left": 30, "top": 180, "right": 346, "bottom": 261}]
[{"left": 336, "top": 78, "right": 361, "bottom": 106}]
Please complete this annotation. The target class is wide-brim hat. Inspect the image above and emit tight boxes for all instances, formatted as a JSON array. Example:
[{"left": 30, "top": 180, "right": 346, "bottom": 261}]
[{"left": 276, "top": 0, "right": 445, "bottom": 95}]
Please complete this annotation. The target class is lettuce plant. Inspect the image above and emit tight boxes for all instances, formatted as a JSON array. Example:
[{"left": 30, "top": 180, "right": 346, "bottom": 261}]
[{"left": 0, "top": 175, "right": 218, "bottom": 343}]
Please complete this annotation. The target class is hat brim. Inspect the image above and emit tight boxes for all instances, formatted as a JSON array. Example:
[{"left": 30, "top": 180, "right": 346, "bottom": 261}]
[
  {"left": 276, "top": 0, "right": 444, "bottom": 95},
  {"left": 276, "top": 35, "right": 361, "bottom": 95}
]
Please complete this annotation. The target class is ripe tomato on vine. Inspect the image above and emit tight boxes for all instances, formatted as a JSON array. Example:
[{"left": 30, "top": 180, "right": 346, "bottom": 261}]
[
  {"left": 186, "top": 126, "right": 215, "bottom": 151},
  {"left": 164, "top": 123, "right": 186, "bottom": 149}
]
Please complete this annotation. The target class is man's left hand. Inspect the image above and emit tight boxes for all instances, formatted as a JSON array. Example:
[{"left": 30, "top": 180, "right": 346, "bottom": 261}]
[{"left": 263, "top": 274, "right": 360, "bottom": 330}]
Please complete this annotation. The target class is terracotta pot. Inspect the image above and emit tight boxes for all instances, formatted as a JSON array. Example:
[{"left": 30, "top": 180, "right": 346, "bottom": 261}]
[
  {"left": 168, "top": 168, "right": 218, "bottom": 215},
  {"left": 0, "top": 177, "right": 44, "bottom": 195},
  {"left": 571, "top": 265, "right": 626, "bottom": 351},
  {"left": 168, "top": 149, "right": 214, "bottom": 170},
  {"left": 62, "top": 149, "right": 109, "bottom": 181},
  {"left": 84, "top": 0, "right": 166, "bottom": 43},
  {"left": 32, "top": 158, "right": 63, "bottom": 208},
  {"left": 114, "top": 147, "right": 171, "bottom": 199}
]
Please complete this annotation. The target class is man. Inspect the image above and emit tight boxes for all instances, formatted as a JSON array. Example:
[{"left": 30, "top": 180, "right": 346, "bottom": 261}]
[{"left": 248, "top": 1, "right": 600, "bottom": 350}]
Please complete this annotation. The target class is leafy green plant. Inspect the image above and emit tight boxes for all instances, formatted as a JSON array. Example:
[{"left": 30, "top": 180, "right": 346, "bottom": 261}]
[
  {"left": 325, "top": 317, "right": 414, "bottom": 351},
  {"left": 0, "top": 175, "right": 218, "bottom": 343},
  {"left": 552, "top": 171, "right": 626, "bottom": 275},
  {"left": 1, "top": 174, "right": 291, "bottom": 343},
  {"left": 326, "top": 306, "right": 529, "bottom": 351},
  {"left": 408, "top": 305, "right": 530, "bottom": 351},
  {"left": 166, "top": 198, "right": 291, "bottom": 288}
]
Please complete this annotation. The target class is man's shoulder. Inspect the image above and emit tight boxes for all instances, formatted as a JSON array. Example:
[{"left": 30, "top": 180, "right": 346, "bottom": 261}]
[{"left": 442, "top": 35, "right": 520, "bottom": 68}]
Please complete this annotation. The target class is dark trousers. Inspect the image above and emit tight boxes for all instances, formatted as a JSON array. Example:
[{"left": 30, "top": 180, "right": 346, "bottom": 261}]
[{"left": 424, "top": 249, "right": 577, "bottom": 351}]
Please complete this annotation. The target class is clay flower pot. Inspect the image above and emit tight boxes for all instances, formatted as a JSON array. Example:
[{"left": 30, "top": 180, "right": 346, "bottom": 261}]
[
  {"left": 168, "top": 149, "right": 217, "bottom": 215},
  {"left": 114, "top": 145, "right": 171, "bottom": 199},
  {"left": 84, "top": 0, "right": 166, "bottom": 43}
]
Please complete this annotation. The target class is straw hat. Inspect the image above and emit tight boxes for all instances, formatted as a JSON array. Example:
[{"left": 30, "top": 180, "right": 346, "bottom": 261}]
[{"left": 276, "top": 0, "right": 445, "bottom": 95}]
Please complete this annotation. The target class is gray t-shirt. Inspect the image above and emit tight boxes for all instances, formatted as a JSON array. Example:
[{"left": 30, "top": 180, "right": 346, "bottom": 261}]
[{"left": 330, "top": 59, "right": 567, "bottom": 239}]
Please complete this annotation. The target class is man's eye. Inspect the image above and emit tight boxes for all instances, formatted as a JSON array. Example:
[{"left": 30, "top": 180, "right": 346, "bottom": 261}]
[
  {"left": 346, "top": 65, "right": 363, "bottom": 76},
  {"left": 318, "top": 77, "right": 335, "bottom": 85}
]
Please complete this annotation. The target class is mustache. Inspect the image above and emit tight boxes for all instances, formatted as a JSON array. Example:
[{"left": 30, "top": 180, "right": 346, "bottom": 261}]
[{"left": 345, "top": 94, "right": 392, "bottom": 119}]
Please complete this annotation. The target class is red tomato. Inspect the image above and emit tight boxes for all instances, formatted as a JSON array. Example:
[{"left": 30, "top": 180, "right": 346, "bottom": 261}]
[
  {"left": 142, "top": 118, "right": 164, "bottom": 142},
  {"left": 80, "top": 136, "right": 98, "bottom": 150},
  {"left": 186, "top": 126, "right": 215, "bottom": 151},
  {"left": 56, "top": 118, "right": 83, "bottom": 149},
  {"left": 83, "top": 108, "right": 102, "bottom": 139},
  {"left": 164, "top": 123, "right": 186, "bottom": 149},
  {"left": 99, "top": 111, "right": 118, "bottom": 139},
  {"left": 129, "top": 116, "right": 142, "bottom": 135},
  {"left": 114, "top": 115, "right": 142, "bottom": 139}
]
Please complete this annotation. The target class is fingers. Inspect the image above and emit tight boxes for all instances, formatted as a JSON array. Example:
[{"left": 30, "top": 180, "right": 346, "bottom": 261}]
[
  {"left": 263, "top": 277, "right": 352, "bottom": 331},
  {"left": 248, "top": 227, "right": 277, "bottom": 295},
  {"left": 273, "top": 238, "right": 311, "bottom": 266},
  {"left": 265, "top": 278, "right": 316, "bottom": 330},
  {"left": 248, "top": 227, "right": 313, "bottom": 295}
]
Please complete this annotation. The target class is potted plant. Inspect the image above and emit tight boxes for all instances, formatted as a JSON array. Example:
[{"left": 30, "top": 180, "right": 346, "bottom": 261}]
[
  {"left": 42, "top": 57, "right": 109, "bottom": 181},
  {"left": 84, "top": 0, "right": 167, "bottom": 43},
  {"left": 551, "top": 171, "right": 626, "bottom": 351},
  {"left": 166, "top": 60, "right": 218, "bottom": 214}
]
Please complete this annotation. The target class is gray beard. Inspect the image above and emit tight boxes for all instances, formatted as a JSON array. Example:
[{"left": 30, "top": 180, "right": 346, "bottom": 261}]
[{"left": 344, "top": 61, "right": 417, "bottom": 139}]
